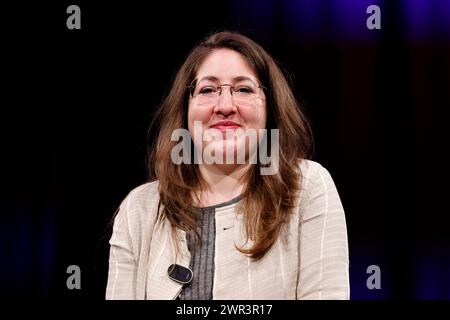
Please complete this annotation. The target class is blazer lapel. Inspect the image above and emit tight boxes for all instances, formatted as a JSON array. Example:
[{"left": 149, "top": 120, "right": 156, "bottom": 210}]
[{"left": 145, "top": 222, "right": 191, "bottom": 299}]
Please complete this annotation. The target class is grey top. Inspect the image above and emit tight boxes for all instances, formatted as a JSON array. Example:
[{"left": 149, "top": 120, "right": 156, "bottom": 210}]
[{"left": 178, "top": 195, "right": 242, "bottom": 300}]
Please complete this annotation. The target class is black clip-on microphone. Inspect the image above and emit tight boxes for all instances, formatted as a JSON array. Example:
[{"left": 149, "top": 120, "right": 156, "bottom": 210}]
[{"left": 168, "top": 264, "right": 193, "bottom": 284}]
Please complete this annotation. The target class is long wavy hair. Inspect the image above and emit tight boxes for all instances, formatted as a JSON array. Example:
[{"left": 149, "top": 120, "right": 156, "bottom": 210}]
[{"left": 147, "top": 31, "right": 313, "bottom": 261}]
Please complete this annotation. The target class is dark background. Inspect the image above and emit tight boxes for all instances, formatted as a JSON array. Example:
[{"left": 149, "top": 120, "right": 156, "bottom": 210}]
[{"left": 3, "top": 0, "right": 450, "bottom": 300}]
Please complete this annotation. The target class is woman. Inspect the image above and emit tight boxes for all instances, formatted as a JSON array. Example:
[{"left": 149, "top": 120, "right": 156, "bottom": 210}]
[{"left": 106, "top": 31, "right": 349, "bottom": 300}]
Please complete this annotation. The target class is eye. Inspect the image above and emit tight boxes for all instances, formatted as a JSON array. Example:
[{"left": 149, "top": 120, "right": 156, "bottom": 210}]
[
  {"left": 198, "top": 86, "right": 217, "bottom": 95},
  {"left": 234, "top": 86, "right": 255, "bottom": 94}
]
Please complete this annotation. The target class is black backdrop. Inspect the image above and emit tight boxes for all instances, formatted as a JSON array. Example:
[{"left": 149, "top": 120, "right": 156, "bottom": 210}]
[{"left": 3, "top": 0, "right": 450, "bottom": 300}]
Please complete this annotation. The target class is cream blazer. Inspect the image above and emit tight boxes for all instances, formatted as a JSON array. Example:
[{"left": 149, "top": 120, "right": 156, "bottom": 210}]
[{"left": 106, "top": 160, "right": 350, "bottom": 300}]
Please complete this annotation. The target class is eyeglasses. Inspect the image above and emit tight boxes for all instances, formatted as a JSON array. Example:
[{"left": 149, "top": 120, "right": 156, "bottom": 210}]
[{"left": 188, "top": 77, "right": 266, "bottom": 107}]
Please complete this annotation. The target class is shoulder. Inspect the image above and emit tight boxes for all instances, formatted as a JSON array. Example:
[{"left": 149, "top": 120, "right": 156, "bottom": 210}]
[
  {"left": 122, "top": 180, "right": 160, "bottom": 209},
  {"left": 115, "top": 180, "right": 161, "bottom": 229},
  {"left": 297, "top": 159, "right": 343, "bottom": 220},
  {"left": 299, "top": 159, "right": 333, "bottom": 188}
]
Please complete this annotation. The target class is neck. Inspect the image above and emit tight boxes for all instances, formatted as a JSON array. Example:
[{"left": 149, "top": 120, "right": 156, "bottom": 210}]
[{"left": 194, "top": 163, "right": 250, "bottom": 207}]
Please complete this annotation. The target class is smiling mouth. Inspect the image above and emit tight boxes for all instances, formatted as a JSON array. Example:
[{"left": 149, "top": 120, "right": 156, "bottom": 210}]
[
  {"left": 211, "top": 124, "right": 241, "bottom": 131},
  {"left": 210, "top": 121, "right": 241, "bottom": 131}
]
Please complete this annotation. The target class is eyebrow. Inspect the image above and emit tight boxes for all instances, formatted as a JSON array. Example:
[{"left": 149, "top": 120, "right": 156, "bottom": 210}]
[{"left": 200, "top": 75, "right": 257, "bottom": 83}]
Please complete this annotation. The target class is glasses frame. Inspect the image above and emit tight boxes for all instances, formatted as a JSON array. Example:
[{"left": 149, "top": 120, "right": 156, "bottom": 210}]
[{"left": 187, "top": 77, "right": 267, "bottom": 103}]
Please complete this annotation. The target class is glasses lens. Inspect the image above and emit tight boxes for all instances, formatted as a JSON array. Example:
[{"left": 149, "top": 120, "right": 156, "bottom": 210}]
[
  {"left": 193, "top": 79, "right": 219, "bottom": 106},
  {"left": 232, "top": 79, "right": 260, "bottom": 106},
  {"left": 192, "top": 78, "right": 262, "bottom": 107}
]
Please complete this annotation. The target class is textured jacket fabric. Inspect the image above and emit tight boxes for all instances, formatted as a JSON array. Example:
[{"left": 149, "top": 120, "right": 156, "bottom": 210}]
[{"left": 106, "top": 160, "right": 350, "bottom": 300}]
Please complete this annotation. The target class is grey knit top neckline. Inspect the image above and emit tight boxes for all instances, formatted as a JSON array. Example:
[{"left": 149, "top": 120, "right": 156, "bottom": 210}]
[{"left": 193, "top": 194, "right": 243, "bottom": 210}]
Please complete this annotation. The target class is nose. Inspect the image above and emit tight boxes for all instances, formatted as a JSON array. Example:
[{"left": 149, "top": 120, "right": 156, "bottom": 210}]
[{"left": 216, "top": 85, "right": 235, "bottom": 115}]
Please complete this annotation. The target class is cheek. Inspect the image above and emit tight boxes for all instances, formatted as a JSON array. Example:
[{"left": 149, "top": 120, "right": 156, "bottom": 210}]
[
  {"left": 188, "top": 105, "right": 211, "bottom": 126},
  {"left": 188, "top": 106, "right": 211, "bottom": 121},
  {"left": 239, "top": 105, "right": 266, "bottom": 129}
]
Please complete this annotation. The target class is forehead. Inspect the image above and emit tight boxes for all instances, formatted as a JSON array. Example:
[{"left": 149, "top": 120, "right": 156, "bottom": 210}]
[{"left": 195, "top": 48, "right": 258, "bottom": 82}]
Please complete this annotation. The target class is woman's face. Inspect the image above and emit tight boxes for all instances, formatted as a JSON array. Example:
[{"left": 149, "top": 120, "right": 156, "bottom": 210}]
[{"left": 187, "top": 49, "right": 267, "bottom": 164}]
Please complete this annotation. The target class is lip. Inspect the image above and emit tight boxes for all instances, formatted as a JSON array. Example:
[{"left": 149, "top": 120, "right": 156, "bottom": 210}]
[{"left": 210, "top": 121, "right": 241, "bottom": 130}]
